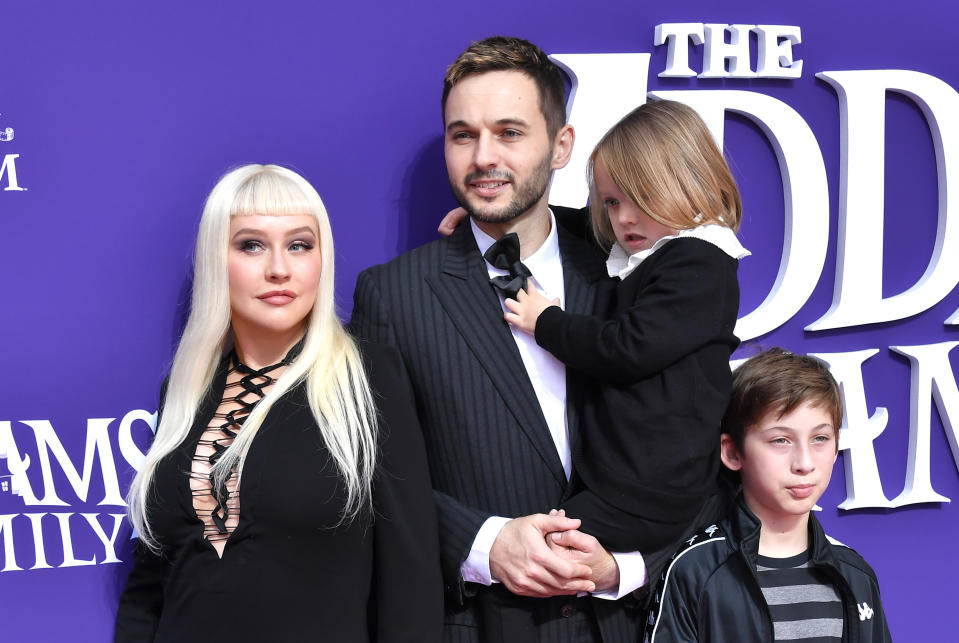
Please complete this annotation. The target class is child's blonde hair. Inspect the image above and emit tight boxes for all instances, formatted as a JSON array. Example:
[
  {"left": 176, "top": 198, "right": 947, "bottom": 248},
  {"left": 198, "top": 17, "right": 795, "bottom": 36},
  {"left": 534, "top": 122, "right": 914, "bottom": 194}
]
[{"left": 587, "top": 99, "right": 742, "bottom": 248}]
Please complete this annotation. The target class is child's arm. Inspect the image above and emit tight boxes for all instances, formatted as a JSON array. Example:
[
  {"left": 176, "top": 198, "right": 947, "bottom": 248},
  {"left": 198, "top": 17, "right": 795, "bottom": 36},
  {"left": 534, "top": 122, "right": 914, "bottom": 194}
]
[
  {"left": 643, "top": 555, "right": 703, "bottom": 643},
  {"left": 536, "top": 239, "right": 739, "bottom": 385},
  {"left": 437, "top": 207, "right": 467, "bottom": 236},
  {"left": 503, "top": 287, "right": 560, "bottom": 335}
]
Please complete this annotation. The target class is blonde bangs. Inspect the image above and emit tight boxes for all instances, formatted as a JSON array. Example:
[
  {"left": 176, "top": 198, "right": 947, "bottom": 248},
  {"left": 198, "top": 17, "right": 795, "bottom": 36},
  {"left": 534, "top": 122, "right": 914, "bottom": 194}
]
[{"left": 229, "top": 169, "right": 316, "bottom": 218}]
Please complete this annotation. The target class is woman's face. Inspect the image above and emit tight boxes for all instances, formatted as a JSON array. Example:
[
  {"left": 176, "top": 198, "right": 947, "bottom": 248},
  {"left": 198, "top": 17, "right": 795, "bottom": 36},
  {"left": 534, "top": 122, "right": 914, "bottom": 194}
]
[{"left": 227, "top": 213, "right": 322, "bottom": 343}]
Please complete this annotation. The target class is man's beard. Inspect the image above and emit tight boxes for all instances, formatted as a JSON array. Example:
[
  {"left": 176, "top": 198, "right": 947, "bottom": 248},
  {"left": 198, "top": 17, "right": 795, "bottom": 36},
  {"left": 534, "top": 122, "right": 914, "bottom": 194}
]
[{"left": 449, "top": 149, "right": 553, "bottom": 224}]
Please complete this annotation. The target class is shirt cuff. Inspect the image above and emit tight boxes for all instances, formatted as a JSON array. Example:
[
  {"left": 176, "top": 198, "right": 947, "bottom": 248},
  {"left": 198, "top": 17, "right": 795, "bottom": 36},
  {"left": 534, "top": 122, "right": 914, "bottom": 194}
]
[
  {"left": 591, "top": 550, "right": 647, "bottom": 600},
  {"left": 460, "top": 516, "right": 511, "bottom": 585}
]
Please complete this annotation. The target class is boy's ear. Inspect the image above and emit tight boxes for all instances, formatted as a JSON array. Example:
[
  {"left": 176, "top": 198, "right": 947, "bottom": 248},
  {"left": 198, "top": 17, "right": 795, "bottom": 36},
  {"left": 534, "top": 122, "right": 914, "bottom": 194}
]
[{"left": 720, "top": 433, "right": 744, "bottom": 471}]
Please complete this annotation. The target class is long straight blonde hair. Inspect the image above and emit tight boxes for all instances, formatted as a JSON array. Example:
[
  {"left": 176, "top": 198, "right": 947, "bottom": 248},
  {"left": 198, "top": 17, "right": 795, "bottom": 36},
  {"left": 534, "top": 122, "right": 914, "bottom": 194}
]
[
  {"left": 588, "top": 99, "right": 743, "bottom": 249},
  {"left": 127, "top": 164, "right": 377, "bottom": 551}
]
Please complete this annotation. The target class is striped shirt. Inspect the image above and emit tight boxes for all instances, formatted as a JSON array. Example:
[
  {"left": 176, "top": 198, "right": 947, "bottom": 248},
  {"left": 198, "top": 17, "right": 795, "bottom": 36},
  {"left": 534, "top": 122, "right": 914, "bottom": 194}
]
[{"left": 757, "top": 551, "right": 844, "bottom": 641}]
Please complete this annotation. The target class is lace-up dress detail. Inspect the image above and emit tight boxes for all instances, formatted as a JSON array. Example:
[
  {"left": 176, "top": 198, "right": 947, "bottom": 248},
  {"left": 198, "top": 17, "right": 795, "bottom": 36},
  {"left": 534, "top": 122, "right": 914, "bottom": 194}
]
[{"left": 190, "top": 352, "right": 290, "bottom": 556}]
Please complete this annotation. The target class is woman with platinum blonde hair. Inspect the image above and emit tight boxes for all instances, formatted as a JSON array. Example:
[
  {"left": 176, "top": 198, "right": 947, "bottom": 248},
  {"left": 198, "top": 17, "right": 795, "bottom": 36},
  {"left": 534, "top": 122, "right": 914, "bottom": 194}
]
[{"left": 116, "top": 164, "right": 441, "bottom": 642}]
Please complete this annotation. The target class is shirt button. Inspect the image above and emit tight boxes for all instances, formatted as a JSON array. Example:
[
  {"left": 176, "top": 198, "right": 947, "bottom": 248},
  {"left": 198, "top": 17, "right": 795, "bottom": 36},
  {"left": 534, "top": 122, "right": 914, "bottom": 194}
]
[{"left": 560, "top": 604, "right": 576, "bottom": 618}]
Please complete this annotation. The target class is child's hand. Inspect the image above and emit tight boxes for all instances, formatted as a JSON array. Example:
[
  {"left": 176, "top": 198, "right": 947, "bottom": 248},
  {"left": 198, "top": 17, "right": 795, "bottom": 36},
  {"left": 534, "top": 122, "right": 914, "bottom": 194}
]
[
  {"left": 438, "top": 207, "right": 468, "bottom": 236},
  {"left": 504, "top": 286, "right": 560, "bottom": 335}
]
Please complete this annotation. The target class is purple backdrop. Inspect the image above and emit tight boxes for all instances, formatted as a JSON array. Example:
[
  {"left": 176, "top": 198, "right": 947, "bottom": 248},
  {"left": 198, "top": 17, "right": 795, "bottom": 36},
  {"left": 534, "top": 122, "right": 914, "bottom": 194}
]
[{"left": 2, "top": 2, "right": 957, "bottom": 640}]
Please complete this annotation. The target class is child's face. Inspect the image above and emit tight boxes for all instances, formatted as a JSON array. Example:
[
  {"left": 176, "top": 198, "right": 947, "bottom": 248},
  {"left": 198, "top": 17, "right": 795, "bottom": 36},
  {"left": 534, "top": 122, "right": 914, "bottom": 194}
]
[
  {"left": 594, "top": 157, "right": 676, "bottom": 253},
  {"left": 722, "top": 402, "right": 838, "bottom": 526}
]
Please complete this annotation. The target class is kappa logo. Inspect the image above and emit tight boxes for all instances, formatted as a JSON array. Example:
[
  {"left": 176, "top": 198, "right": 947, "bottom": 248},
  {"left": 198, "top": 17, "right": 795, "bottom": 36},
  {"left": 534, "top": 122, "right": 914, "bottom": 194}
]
[{"left": 858, "top": 602, "right": 874, "bottom": 621}]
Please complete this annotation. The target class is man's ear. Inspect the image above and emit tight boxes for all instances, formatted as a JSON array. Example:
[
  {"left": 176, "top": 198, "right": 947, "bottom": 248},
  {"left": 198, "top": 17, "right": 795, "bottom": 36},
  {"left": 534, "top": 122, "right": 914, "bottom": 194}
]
[
  {"left": 551, "top": 124, "right": 574, "bottom": 170},
  {"left": 720, "top": 433, "right": 744, "bottom": 471}
]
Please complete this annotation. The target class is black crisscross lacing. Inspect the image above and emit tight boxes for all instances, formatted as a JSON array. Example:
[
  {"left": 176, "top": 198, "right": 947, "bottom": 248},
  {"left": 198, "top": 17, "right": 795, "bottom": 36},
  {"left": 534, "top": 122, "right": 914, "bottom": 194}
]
[{"left": 190, "top": 350, "right": 293, "bottom": 552}]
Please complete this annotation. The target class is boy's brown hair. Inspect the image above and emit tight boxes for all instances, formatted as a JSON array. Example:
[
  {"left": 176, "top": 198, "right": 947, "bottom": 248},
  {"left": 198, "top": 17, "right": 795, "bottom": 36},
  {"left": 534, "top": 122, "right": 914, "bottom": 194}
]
[
  {"left": 588, "top": 99, "right": 742, "bottom": 249},
  {"left": 442, "top": 36, "right": 567, "bottom": 138},
  {"left": 723, "top": 347, "right": 843, "bottom": 452}
]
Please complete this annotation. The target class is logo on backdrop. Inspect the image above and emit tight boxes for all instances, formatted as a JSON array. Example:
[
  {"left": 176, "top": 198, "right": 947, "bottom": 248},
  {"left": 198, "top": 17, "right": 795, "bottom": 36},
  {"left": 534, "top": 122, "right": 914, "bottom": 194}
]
[
  {"left": 0, "top": 410, "right": 155, "bottom": 572},
  {"left": 0, "top": 112, "right": 25, "bottom": 192}
]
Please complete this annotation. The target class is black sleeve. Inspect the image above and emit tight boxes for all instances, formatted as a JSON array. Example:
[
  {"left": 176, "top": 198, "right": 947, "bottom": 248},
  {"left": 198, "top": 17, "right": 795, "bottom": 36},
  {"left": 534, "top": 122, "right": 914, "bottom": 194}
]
[
  {"left": 114, "top": 541, "right": 165, "bottom": 642},
  {"left": 115, "top": 379, "right": 170, "bottom": 642},
  {"left": 535, "top": 239, "right": 738, "bottom": 385},
  {"left": 352, "top": 269, "right": 491, "bottom": 597},
  {"left": 844, "top": 553, "right": 893, "bottom": 643},
  {"left": 366, "top": 342, "right": 443, "bottom": 643},
  {"left": 644, "top": 551, "right": 705, "bottom": 643}
]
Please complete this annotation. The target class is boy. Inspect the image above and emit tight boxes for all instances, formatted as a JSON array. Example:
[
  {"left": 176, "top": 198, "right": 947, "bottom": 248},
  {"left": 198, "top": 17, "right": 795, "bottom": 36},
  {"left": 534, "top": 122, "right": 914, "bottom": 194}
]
[{"left": 644, "top": 348, "right": 891, "bottom": 642}]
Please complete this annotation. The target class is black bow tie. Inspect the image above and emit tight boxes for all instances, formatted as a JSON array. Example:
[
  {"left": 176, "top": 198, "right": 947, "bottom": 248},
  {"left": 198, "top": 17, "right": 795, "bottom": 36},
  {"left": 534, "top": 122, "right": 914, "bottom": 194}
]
[{"left": 483, "top": 232, "right": 532, "bottom": 300}]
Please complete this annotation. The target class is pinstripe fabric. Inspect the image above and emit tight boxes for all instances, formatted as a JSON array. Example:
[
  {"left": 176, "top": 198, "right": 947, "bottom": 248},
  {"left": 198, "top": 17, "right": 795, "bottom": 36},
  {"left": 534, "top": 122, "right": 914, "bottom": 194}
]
[{"left": 351, "top": 221, "right": 641, "bottom": 642}]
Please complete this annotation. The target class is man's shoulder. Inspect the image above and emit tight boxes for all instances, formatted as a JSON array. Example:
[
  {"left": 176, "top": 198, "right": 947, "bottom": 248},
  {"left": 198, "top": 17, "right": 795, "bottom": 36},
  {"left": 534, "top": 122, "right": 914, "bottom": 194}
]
[
  {"left": 554, "top": 222, "right": 607, "bottom": 281},
  {"left": 358, "top": 236, "right": 455, "bottom": 283}
]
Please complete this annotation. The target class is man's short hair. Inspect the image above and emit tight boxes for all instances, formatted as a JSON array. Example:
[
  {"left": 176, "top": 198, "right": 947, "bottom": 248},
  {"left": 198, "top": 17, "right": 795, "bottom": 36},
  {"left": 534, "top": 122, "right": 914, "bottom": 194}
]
[
  {"left": 723, "top": 347, "right": 843, "bottom": 451},
  {"left": 442, "top": 36, "right": 567, "bottom": 138}
]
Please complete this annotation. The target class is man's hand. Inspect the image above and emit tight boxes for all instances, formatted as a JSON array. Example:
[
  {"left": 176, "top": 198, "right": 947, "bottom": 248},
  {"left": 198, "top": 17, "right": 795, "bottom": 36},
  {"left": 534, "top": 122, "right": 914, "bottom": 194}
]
[
  {"left": 489, "top": 514, "right": 596, "bottom": 597},
  {"left": 547, "top": 528, "right": 621, "bottom": 593},
  {"left": 438, "top": 207, "right": 468, "bottom": 236},
  {"left": 503, "top": 286, "right": 559, "bottom": 335}
]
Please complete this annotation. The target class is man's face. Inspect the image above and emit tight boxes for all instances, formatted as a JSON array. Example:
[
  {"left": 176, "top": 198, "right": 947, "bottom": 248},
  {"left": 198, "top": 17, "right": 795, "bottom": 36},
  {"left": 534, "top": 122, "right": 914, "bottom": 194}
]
[
  {"left": 723, "top": 402, "right": 839, "bottom": 527},
  {"left": 444, "top": 70, "right": 558, "bottom": 225}
]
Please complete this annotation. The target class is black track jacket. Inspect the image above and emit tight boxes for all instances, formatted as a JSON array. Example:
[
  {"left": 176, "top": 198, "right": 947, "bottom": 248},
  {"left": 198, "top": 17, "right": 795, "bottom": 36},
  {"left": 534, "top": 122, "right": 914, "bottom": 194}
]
[{"left": 644, "top": 495, "right": 892, "bottom": 642}]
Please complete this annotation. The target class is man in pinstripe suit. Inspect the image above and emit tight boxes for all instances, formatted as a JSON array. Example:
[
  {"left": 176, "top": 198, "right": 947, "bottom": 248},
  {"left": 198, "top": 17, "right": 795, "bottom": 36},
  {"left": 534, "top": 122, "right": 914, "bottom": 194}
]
[{"left": 351, "top": 37, "right": 644, "bottom": 642}]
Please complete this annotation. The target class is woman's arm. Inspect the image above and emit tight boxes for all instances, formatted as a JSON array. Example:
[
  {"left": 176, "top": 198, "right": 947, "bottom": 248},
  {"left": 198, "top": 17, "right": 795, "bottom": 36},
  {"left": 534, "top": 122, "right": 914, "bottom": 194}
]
[
  {"left": 365, "top": 342, "right": 443, "bottom": 643},
  {"left": 114, "top": 541, "right": 165, "bottom": 642}
]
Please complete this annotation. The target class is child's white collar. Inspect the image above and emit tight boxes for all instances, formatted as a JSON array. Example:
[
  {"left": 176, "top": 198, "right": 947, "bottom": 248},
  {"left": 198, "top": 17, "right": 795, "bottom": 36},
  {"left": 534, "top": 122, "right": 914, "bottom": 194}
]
[{"left": 606, "top": 223, "right": 751, "bottom": 280}]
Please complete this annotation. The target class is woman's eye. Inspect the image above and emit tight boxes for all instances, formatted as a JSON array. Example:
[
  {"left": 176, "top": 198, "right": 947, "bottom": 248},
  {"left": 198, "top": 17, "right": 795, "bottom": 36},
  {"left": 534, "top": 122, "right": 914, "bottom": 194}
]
[
  {"left": 604, "top": 198, "right": 619, "bottom": 207},
  {"left": 770, "top": 437, "right": 789, "bottom": 445},
  {"left": 240, "top": 240, "right": 263, "bottom": 253},
  {"left": 289, "top": 241, "right": 314, "bottom": 252}
]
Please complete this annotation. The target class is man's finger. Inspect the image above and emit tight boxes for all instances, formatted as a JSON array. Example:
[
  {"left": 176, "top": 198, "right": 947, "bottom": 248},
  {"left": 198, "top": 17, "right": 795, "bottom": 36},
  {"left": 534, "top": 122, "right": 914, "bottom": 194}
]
[
  {"left": 550, "top": 528, "right": 599, "bottom": 553},
  {"left": 532, "top": 546, "right": 593, "bottom": 581},
  {"left": 520, "top": 566, "right": 595, "bottom": 595},
  {"left": 529, "top": 514, "right": 581, "bottom": 533}
]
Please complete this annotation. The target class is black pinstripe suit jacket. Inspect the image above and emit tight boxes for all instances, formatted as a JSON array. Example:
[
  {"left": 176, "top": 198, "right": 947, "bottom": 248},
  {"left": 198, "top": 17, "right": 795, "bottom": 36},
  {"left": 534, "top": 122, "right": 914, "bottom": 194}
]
[{"left": 351, "top": 220, "right": 641, "bottom": 643}]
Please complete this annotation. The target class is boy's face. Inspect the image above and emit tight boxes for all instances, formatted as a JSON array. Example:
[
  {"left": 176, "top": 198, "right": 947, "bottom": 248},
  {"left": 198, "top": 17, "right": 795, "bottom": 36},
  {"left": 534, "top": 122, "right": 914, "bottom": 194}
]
[{"left": 722, "top": 402, "right": 838, "bottom": 526}]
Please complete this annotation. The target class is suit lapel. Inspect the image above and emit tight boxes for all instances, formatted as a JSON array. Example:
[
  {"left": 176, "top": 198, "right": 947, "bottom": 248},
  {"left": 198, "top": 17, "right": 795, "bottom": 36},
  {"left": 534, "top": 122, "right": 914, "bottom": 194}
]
[
  {"left": 557, "top": 225, "right": 606, "bottom": 456},
  {"left": 425, "top": 223, "right": 568, "bottom": 487}
]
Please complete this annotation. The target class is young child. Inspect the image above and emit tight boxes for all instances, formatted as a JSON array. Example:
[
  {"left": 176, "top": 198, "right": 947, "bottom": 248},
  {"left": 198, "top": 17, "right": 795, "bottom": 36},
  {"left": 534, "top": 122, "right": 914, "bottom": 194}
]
[
  {"left": 504, "top": 100, "right": 749, "bottom": 565},
  {"left": 644, "top": 348, "right": 891, "bottom": 642}
]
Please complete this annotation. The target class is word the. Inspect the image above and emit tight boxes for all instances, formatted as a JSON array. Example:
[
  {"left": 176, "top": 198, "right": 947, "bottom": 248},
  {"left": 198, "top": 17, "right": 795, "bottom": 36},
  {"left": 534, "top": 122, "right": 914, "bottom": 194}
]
[{"left": 655, "top": 23, "right": 803, "bottom": 78}]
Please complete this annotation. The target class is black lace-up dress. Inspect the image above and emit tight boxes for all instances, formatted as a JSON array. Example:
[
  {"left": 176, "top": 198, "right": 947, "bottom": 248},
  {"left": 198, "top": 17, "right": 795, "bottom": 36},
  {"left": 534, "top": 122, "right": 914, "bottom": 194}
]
[{"left": 115, "top": 342, "right": 442, "bottom": 643}]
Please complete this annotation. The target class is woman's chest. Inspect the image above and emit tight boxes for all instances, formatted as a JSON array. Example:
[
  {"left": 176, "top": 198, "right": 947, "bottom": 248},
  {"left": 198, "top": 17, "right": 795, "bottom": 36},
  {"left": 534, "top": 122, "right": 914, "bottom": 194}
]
[{"left": 151, "top": 394, "right": 351, "bottom": 546}]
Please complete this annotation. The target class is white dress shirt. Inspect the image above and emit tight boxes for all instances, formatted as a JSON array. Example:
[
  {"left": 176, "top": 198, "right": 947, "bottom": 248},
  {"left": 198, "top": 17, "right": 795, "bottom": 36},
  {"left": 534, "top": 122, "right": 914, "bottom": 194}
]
[{"left": 459, "top": 212, "right": 646, "bottom": 600}]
